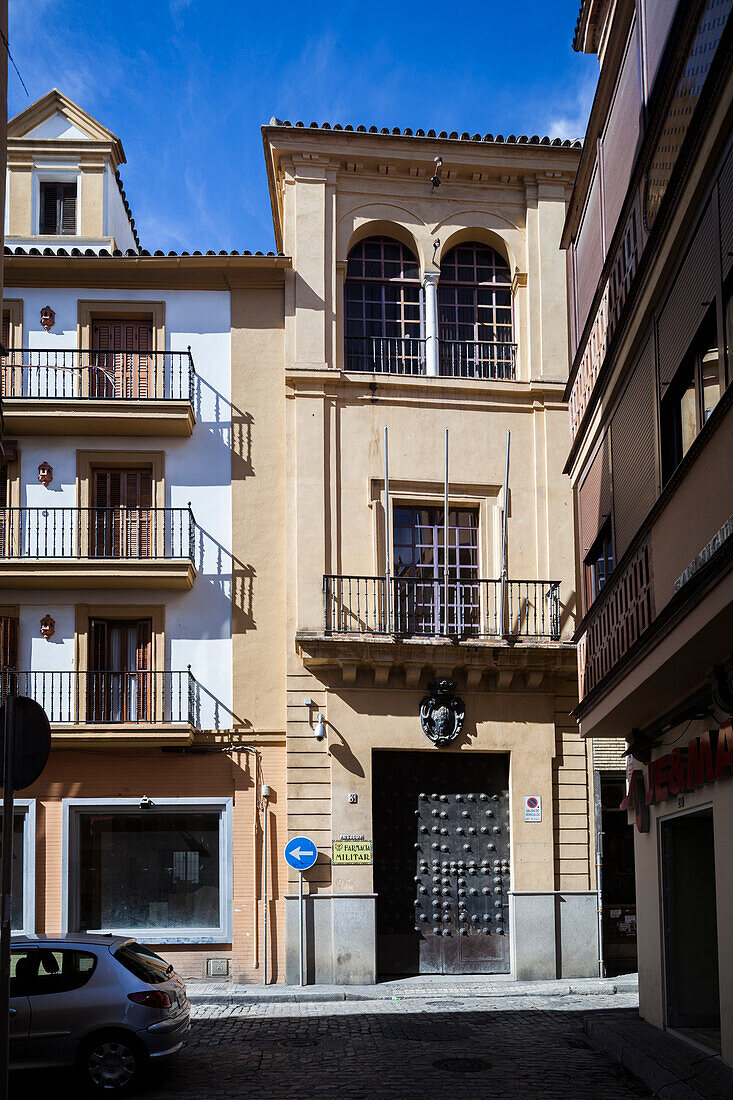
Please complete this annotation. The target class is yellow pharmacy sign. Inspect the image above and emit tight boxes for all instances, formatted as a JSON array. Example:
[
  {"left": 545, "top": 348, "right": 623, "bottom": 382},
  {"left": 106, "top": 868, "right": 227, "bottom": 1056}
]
[{"left": 332, "top": 839, "right": 373, "bottom": 865}]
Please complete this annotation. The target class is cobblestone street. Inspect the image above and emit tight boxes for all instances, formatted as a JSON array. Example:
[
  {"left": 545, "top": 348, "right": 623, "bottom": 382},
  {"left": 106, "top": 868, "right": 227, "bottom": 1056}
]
[{"left": 12, "top": 988, "right": 649, "bottom": 1099}]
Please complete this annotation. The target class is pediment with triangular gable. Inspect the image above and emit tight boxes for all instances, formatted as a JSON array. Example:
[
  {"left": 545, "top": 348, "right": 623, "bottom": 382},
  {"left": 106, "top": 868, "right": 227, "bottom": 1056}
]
[{"left": 8, "top": 89, "right": 125, "bottom": 164}]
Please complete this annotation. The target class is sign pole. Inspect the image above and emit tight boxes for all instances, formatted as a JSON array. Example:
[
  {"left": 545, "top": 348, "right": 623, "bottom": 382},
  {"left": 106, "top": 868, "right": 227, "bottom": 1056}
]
[
  {"left": 443, "top": 427, "right": 449, "bottom": 636},
  {"left": 298, "top": 871, "right": 304, "bottom": 987},
  {"left": 0, "top": 694, "right": 16, "bottom": 1100}
]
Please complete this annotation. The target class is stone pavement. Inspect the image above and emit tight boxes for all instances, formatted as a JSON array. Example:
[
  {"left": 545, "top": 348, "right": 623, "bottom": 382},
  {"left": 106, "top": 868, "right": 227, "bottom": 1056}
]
[
  {"left": 187, "top": 971, "right": 639, "bottom": 1004},
  {"left": 10, "top": 978, "right": 656, "bottom": 1099}
]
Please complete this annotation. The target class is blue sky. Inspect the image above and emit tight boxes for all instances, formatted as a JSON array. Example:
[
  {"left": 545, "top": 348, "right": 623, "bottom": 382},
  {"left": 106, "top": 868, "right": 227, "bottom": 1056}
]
[{"left": 11, "top": 0, "right": 598, "bottom": 253}]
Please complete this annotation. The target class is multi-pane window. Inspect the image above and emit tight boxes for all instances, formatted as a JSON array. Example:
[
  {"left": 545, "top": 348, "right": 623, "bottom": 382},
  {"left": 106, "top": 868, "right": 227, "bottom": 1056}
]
[
  {"left": 76, "top": 810, "right": 222, "bottom": 933},
  {"left": 88, "top": 618, "right": 152, "bottom": 723},
  {"left": 438, "top": 242, "right": 515, "bottom": 378},
  {"left": 39, "top": 181, "right": 77, "bottom": 235},
  {"left": 344, "top": 236, "right": 422, "bottom": 373},
  {"left": 661, "top": 310, "right": 722, "bottom": 484},
  {"left": 584, "top": 520, "right": 614, "bottom": 606},
  {"left": 393, "top": 506, "right": 479, "bottom": 634}
]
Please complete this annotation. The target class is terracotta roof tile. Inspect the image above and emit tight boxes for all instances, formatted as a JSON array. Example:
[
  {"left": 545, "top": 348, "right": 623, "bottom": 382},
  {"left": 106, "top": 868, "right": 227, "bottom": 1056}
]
[{"left": 267, "top": 118, "right": 582, "bottom": 148}]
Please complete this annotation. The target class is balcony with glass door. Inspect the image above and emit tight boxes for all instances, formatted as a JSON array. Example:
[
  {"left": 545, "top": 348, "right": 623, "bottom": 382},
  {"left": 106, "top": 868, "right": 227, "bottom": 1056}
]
[
  {"left": 0, "top": 318, "right": 195, "bottom": 436},
  {"left": 322, "top": 507, "right": 560, "bottom": 641}
]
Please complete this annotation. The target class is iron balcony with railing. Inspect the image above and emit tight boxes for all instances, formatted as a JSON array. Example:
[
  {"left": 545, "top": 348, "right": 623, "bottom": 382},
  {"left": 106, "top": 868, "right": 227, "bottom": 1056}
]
[
  {"left": 344, "top": 336, "right": 517, "bottom": 379},
  {"left": 324, "top": 575, "right": 561, "bottom": 639},
  {"left": 0, "top": 507, "right": 197, "bottom": 589},
  {"left": 0, "top": 349, "right": 196, "bottom": 436},
  {"left": 0, "top": 670, "right": 198, "bottom": 728}
]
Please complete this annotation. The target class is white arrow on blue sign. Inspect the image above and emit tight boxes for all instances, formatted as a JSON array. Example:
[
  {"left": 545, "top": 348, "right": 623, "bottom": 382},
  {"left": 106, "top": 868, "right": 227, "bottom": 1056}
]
[{"left": 284, "top": 835, "right": 318, "bottom": 871}]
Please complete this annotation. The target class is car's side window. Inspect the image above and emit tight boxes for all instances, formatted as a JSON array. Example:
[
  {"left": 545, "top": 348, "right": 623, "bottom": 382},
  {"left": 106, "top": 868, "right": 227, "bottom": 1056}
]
[
  {"left": 10, "top": 948, "right": 37, "bottom": 997},
  {"left": 26, "top": 949, "right": 98, "bottom": 996}
]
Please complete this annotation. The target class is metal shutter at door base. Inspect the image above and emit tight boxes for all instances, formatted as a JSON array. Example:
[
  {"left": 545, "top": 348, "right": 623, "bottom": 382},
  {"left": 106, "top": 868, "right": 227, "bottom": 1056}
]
[
  {"left": 611, "top": 337, "right": 657, "bottom": 559},
  {"left": 657, "top": 200, "right": 716, "bottom": 397},
  {"left": 719, "top": 146, "right": 733, "bottom": 281},
  {"left": 577, "top": 433, "right": 613, "bottom": 557}
]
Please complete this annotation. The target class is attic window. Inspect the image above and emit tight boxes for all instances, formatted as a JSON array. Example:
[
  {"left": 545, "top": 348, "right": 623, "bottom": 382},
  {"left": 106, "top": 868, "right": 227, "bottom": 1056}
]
[{"left": 39, "top": 182, "right": 77, "bottom": 235}]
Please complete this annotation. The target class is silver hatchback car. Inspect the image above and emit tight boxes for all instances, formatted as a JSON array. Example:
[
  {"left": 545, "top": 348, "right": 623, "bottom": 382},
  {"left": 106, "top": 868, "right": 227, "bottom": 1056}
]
[{"left": 10, "top": 933, "right": 190, "bottom": 1091}]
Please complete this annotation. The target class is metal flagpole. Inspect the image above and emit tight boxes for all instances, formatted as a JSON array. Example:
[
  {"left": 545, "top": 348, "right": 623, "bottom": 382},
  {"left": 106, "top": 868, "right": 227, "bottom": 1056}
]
[
  {"left": 0, "top": 695, "right": 16, "bottom": 1100},
  {"left": 384, "top": 426, "right": 391, "bottom": 634},
  {"left": 443, "top": 428, "right": 449, "bottom": 636},
  {"left": 500, "top": 430, "right": 511, "bottom": 636}
]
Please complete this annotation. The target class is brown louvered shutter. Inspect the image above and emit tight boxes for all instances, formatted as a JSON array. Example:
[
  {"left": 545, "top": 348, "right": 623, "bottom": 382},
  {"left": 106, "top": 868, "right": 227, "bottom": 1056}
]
[
  {"left": 60, "top": 184, "right": 76, "bottom": 234},
  {"left": 577, "top": 434, "right": 613, "bottom": 560},
  {"left": 657, "top": 201, "right": 717, "bottom": 397},
  {"left": 91, "top": 320, "right": 152, "bottom": 399},
  {"left": 719, "top": 148, "right": 733, "bottom": 281},
  {"left": 90, "top": 619, "right": 108, "bottom": 670},
  {"left": 136, "top": 619, "right": 152, "bottom": 722},
  {"left": 611, "top": 337, "right": 658, "bottom": 558},
  {"left": 601, "top": 20, "right": 642, "bottom": 247},
  {"left": 0, "top": 615, "right": 18, "bottom": 671},
  {"left": 40, "top": 183, "right": 59, "bottom": 234}
]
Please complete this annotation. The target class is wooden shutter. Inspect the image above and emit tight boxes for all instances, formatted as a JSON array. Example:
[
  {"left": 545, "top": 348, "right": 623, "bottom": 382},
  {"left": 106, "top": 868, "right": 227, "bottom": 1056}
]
[
  {"left": 0, "top": 616, "right": 18, "bottom": 671},
  {"left": 611, "top": 337, "right": 658, "bottom": 558},
  {"left": 578, "top": 434, "right": 613, "bottom": 557},
  {"left": 658, "top": 201, "right": 717, "bottom": 397},
  {"left": 136, "top": 619, "right": 152, "bottom": 722},
  {"left": 39, "top": 183, "right": 58, "bottom": 234},
  {"left": 91, "top": 320, "right": 152, "bottom": 399},
  {"left": 719, "top": 147, "right": 733, "bottom": 281},
  {"left": 90, "top": 619, "right": 109, "bottom": 671},
  {"left": 60, "top": 184, "right": 76, "bottom": 234}
]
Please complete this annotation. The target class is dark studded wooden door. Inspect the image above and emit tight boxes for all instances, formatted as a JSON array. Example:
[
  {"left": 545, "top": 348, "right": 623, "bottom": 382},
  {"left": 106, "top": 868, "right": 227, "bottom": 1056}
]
[{"left": 373, "top": 750, "right": 510, "bottom": 975}]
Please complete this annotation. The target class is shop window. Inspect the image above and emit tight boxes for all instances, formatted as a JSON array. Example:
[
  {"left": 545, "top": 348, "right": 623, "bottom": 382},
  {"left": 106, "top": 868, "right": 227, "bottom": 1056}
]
[
  {"left": 584, "top": 520, "right": 614, "bottom": 605},
  {"left": 661, "top": 311, "right": 722, "bottom": 484},
  {"left": 66, "top": 800, "right": 232, "bottom": 942}
]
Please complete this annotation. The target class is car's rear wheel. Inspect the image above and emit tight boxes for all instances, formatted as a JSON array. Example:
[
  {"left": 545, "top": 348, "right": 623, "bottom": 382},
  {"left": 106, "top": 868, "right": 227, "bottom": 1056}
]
[{"left": 81, "top": 1033, "right": 143, "bottom": 1091}]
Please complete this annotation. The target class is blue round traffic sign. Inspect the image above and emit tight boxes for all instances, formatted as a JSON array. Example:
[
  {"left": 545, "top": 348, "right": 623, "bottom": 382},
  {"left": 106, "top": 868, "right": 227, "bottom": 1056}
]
[{"left": 284, "top": 835, "right": 318, "bottom": 871}]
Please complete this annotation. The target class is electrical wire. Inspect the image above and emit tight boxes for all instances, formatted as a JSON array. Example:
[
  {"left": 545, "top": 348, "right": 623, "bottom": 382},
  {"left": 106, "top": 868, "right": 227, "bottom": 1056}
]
[{"left": 0, "top": 27, "right": 29, "bottom": 98}]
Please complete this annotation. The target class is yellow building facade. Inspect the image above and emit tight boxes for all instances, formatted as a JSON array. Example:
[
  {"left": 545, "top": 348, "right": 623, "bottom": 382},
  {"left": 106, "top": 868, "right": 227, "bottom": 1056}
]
[{"left": 3, "top": 92, "right": 596, "bottom": 984}]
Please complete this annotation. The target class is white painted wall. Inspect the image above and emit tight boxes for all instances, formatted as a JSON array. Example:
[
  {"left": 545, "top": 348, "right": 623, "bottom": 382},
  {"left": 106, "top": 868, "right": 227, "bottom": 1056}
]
[
  {"left": 3, "top": 286, "right": 233, "bottom": 731},
  {"left": 104, "top": 166, "right": 137, "bottom": 252}
]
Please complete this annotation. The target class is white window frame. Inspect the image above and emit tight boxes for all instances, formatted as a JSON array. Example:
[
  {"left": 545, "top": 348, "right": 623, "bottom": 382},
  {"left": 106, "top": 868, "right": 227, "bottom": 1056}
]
[
  {"left": 33, "top": 167, "right": 81, "bottom": 236},
  {"left": 62, "top": 797, "right": 233, "bottom": 944},
  {"left": 4, "top": 799, "right": 36, "bottom": 935}
]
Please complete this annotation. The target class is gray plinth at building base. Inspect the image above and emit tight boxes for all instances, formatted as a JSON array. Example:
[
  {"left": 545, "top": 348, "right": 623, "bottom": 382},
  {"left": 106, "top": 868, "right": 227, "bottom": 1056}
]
[
  {"left": 285, "top": 890, "right": 599, "bottom": 984},
  {"left": 510, "top": 891, "right": 600, "bottom": 980},
  {"left": 285, "top": 893, "right": 377, "bottom": 985}
]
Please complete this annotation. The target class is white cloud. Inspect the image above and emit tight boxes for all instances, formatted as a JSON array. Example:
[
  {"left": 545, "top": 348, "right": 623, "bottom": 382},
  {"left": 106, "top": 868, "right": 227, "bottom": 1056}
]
[{"left": 545, "top": 67, "right": 598, "bottom": 140}]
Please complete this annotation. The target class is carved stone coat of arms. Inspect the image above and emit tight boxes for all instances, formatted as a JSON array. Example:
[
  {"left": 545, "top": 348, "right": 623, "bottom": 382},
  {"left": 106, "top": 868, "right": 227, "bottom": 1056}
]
[{"left": 419, "top": 678, "right": 465, "bottom": 747}]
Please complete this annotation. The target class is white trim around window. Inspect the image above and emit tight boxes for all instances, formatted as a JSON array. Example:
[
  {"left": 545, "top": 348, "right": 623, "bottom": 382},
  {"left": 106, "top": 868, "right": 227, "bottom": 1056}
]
[
  {"left": 6, "top": 799, "right": 36, "bottom": 935},
  {"left": 61, "top": 797, "right": 233, "bottom": 945}
]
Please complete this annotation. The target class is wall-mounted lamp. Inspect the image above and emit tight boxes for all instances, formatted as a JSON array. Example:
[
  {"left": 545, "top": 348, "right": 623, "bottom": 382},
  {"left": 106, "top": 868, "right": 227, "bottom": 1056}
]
[
  {"left": 40, "top": 306, "right": 55, "bottom": 332},
  {"left": 431, "top": 156, "right": 443, "bottom": 191},
  {"left": 313, "top": 714, "right": 327, "bottom": 742},
  {"left": 38, "top": 461, "right": 53, "bottom": 488},
  {"left": 139, "top": 795, "right": 154, "bottom": 809},
  {"left": 40, "top": 614, "right": 55, "bottom": 641}
]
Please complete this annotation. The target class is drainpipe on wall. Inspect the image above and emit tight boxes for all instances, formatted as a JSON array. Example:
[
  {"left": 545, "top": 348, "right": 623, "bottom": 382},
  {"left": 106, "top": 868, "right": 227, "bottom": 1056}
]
[{"left": 423, "top": 271, "right": 440, "bottom": 376}]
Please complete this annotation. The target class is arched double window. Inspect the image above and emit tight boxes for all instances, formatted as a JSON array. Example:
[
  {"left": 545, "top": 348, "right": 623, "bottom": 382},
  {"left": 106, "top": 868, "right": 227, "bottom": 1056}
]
[
  {"left": 344, "top": 236, "right": 423, "bottom": 373},
  {"left": 438, "top": 242, "right": 515, "bottom": 379}
]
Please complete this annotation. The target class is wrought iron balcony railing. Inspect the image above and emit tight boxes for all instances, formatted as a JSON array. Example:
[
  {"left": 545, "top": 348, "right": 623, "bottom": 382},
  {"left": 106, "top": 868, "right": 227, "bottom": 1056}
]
[
  {"left": 323, "top": 575, "right": 561, "bottom": 639},
  {"left": 0, "top": 507, "right": 195, "bottom": 560},
  {"left": 0, "top": 670, "right": 198, "bottom": 726},
  {"left": 438, "top": 340, "right": 517, "bottom": 380},
  {"left": 0, "top": 348, "right": 195, "bottom": 402},
  {"left": 345, "top": 336, "right": 426, "bottom": 375}
]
